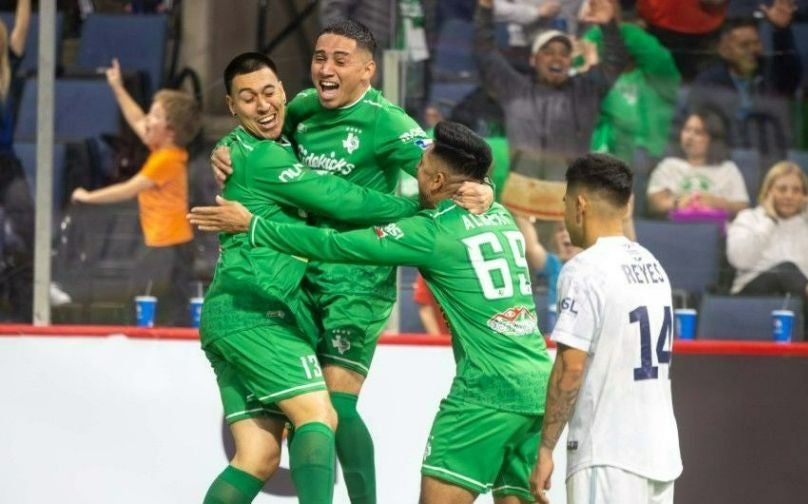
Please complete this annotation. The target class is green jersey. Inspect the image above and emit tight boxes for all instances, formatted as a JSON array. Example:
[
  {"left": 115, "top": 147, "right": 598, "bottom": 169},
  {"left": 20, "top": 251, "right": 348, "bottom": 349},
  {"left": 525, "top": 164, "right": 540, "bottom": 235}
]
[
  {"left": 245, "top": 200, "right": 553, "bottom": 414},
  {"left": 201, "top": 127, "right": 419, "bottom": 343}
]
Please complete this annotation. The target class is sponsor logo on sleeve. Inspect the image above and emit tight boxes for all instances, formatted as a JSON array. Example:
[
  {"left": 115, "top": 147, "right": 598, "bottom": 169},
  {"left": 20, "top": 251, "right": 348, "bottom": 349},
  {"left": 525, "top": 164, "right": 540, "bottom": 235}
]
[
  {"left": 374, "top": 223, "right": 405, "bottom": 240},
  {"left": 487, "top": 305, "right": 537, "bottom": 336},
  {"left": 278, "top": 163, "right": 305, "bottom": 183},
  {"left": 399, "top": 127, "right": 428, "bottom": 143},
  {"left": 415, "top": 138, "right": 432, "bottom": 150}
]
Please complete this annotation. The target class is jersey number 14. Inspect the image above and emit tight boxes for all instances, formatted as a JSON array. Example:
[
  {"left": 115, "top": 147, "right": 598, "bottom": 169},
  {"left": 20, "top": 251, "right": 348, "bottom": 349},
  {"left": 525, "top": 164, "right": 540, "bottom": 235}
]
[
  {"left": 462, "top": 231, "right": 532, "bottom": 300},
  {"left": 631, "top": 305, "right": 672, "bottom": 381}
]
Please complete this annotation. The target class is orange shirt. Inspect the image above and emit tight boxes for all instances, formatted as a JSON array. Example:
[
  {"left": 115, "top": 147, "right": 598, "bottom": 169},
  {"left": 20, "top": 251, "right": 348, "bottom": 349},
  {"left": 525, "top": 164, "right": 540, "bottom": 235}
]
[
  {"left": 638, "top": 0, "right": 727, "bottom": 34},
  {"left": 137, "top": 147, "right": 193, "bottom": 247}
]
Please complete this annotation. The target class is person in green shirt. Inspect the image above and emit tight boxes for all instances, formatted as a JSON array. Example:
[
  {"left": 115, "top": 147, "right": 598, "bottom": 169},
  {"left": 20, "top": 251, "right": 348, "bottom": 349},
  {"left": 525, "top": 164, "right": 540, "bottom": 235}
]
[
  {"left": 192, "top": 121, "right": 553, "bottom": 503},
  {"left": 200, "top": 52, "right": 426, "bottom": 504},
  {"left": 211, "top": 20, "right": 493, "bottom": 504}
]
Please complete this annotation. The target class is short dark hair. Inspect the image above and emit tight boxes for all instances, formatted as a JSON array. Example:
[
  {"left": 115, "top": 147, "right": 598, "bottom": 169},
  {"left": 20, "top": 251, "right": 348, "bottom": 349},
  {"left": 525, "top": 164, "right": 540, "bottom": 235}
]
[
  {"left": 224, "top": 52, "right": 278, "bottom": 95},
  {"left": 432, "top": 121, "right": 492, "bottom": 181},
  {"left": 680, "top": 109, "right": 730, "bottom": 164},
  {"left": 720, "top": 16, "right": 759, "bottom": 38},
  {"left": 319, "top": 19, "right": 377, "bottom": 57},
  {"left": 566, "top": 153, "right": 633, "bottom": 208}
]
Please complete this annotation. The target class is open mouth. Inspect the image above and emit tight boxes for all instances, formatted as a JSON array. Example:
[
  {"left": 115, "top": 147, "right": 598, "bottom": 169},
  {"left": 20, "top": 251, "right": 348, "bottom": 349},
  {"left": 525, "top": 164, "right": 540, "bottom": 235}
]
[
  {"left": 257, "top": 113, "right": 277, "bottom": 131},
  {"left": 318, "top": 81, "right": 340, "bottom": 100}
]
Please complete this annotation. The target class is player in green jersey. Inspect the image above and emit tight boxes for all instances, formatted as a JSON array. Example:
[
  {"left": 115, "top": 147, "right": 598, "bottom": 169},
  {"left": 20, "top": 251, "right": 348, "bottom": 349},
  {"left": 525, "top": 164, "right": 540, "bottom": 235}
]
[
  {"left": 211, "top": 20, "right": 494, "bottom": 504},
  {"left": 200, "top": 52, "right": 424, "bottom": 504},
  {"left": 194, "top": 121, "right": 553, "bottom": 503}
]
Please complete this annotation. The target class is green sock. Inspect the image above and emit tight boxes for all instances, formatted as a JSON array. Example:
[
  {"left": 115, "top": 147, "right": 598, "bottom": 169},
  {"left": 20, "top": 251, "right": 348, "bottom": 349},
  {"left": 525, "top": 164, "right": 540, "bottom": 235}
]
[
  {"left": 203, "top": 465, "right": 264, "bottom": 504},
  {"left": 289, "top": 421, "right": 336, "bottom": 504},
  {"left": 331, "top": 392, "right": 376, "bottom": 504}
]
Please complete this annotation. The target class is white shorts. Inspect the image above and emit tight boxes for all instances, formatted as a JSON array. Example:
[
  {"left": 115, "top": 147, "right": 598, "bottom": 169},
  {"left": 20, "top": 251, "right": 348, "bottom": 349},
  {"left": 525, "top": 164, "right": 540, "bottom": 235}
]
[{"left": 566, "top": 466, "right": 674, "bottom": 504}]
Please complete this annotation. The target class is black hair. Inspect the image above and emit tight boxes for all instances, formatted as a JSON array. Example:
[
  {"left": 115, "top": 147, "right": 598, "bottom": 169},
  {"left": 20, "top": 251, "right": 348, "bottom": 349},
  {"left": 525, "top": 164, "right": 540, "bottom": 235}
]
[
  {"left": 431, "top": 121, "right": 492, "bottom": 181},
  {"left": 224, "top": 52, "right": 278, "bottom": 95},
  {"left": 720, "top": 16, "right": 759, "bottom": 38},
  {"left": 566, "top": 153, "right": 633, "bottom": 208},
  {"left": 680, "top": 108, "right": 730, "bottom": 165},
  {"left": 319, "top": 19, "right": 377, "bottom": 57}
]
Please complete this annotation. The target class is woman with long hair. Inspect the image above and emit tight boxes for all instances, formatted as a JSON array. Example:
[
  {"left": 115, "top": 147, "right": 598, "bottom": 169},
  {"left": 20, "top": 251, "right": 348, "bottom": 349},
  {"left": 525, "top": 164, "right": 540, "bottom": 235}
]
[
  {"left": 727, "top": 161, "right": 808, "bottom": 299},
  {"left": 646, "top": 109, "right": 750, "bottom": 218}
]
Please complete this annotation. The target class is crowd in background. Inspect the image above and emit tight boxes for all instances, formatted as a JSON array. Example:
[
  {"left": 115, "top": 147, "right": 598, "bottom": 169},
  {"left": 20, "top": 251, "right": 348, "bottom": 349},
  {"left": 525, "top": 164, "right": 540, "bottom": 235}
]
[{"left": 0, "top": 0, "right": 805, "bottom": 336}]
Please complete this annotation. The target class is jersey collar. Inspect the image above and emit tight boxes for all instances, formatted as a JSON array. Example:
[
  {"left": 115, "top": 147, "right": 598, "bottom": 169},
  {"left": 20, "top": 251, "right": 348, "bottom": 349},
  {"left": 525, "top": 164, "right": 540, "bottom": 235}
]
[{"left": 338, "top": 86, "right": 373, "bottom": 110}]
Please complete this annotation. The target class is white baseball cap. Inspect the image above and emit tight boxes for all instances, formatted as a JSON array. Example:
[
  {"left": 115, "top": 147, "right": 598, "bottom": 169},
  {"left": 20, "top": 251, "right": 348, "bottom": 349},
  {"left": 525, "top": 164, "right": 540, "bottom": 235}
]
[{"left": 531, "top": 30, "right": 573, "bottom": 54}]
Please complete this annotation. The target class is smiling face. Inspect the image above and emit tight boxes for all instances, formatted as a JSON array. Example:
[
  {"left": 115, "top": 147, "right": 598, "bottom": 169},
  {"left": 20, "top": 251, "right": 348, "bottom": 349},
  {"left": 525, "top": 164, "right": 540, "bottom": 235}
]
[
  {"left": 533, "top": 39, "right": 572, "bottom": 87},
  {"left": 769, "top": 172, "right": 807, "bottom": 219},
  {"left": 226, "top": 66, "right": 286, "bottom": 140},
  {"left": 311, "top": 33, "right": 375, "bottom": 109}
]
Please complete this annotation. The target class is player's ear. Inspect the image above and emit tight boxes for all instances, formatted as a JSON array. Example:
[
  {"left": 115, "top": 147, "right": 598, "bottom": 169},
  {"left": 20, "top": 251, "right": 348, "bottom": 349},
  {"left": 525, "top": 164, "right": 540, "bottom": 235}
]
[
  {"left": 225, "top": 95, "right": 236, "bottom": 118},
  {"left": 576, "top": 193, "right": 587, "bottom": 223},
  {"left": 365, "top": 59, "right": 376, "bottom": 81}
]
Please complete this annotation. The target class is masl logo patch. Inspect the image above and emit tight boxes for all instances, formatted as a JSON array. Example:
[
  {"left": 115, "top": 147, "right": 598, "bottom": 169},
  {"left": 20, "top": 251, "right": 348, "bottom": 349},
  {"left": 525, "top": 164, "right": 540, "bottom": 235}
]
[
  {"left": 487, "top": 305, "right": 537, "bottom": 336},
  {"left": 374, "top": 223, "right": 405, "bottom": 240},
  {"left": 415, "top": 138, "right": 432, "bottom": 150}
]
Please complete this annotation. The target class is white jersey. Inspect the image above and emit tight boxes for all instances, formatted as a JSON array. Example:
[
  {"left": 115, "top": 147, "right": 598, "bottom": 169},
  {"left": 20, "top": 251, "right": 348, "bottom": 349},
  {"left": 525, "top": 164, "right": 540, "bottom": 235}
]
[{"left": 552, "top": 236, "right": 682, "bottom": 482}]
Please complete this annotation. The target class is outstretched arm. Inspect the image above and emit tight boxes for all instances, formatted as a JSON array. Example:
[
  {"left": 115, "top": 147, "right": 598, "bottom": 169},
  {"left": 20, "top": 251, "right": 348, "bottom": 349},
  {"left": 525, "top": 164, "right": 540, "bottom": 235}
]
[
  {"left": 106, "top": 58, "right": 148, "bottom": 143},
  {"left": 9, "top": 0, "right": 31, "bottom": 57},
  {"left": 71, "top": 175, "right": 154, "bottom": 204}
]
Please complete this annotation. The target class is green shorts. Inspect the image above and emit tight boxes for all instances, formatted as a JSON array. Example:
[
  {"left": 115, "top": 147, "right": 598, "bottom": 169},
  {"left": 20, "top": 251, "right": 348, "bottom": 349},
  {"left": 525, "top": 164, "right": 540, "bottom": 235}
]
[
  {"left": 421, "top": 396, "right": 543, "bottom": 500},
  {"left": 311, "top": 291, "right": 395, "bottom": 376},
  {"left": 204, "top": 324, "right": 327, "bottom": 424}
]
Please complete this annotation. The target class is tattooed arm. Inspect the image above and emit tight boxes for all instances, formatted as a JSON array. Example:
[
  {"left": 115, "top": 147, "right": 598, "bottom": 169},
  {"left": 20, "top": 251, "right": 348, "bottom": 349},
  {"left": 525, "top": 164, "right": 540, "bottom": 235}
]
[{"left": 529, "top": 343, "right": 588, "bottom": 503}]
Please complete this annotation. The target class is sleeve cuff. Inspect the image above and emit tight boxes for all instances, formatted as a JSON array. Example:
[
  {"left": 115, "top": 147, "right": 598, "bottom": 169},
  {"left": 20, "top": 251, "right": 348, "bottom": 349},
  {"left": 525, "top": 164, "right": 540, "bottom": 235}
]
[
  {"left": 551, "top": 329, "right": 592, "bottom": 353},
  {"left": 249, "top": 215, "right": 261, "bottom": 247}
]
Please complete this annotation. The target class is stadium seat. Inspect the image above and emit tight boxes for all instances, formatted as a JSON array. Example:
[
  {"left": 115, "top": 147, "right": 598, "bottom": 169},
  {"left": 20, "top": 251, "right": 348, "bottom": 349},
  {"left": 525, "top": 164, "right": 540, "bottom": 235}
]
[
  {"left": 787, "top": 149, "right": 808, "bottom": 174},
  {"left": 731, "top": 148, "right": 762, "bottom": 204},
  {"left": 432, "top": 18, "right": 477, "bottom": 81},
  {"left": 77, "top": 14, "right": 168, "bottom": 97},
  {"left": 0, "top": 12, "right": 64, "bottom": 76},
  {"left": 635, "top": 220, "right": 723, "bottom": 299},
  {"left": 15, "top": 78, "right": 120, "bottom": 142},
  {"left": 14, "top": 142, "right": 67, "bottom": 211},
  {"left": 697, "top": 295, "right": 805, "bottom": 341}
]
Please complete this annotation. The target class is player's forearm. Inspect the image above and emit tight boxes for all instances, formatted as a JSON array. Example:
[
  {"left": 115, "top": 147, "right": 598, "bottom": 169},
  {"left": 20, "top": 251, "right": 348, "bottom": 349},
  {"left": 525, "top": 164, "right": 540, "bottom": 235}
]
[{"left": 540, "top": 349, "right": 584, "bottom": 451}]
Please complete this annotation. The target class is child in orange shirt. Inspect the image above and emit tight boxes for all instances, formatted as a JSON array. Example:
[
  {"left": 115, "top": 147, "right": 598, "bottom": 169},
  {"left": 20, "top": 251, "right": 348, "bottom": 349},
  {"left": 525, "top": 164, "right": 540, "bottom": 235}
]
[{"left": 72, "top": 58, "right": 201, "bottom": 325}]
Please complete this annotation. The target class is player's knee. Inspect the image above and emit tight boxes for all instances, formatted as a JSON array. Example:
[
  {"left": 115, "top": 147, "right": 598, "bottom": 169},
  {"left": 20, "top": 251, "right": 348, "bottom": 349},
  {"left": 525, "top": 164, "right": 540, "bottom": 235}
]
[{"left": 231, "top": 450, "right": 278, "bottom": 481}]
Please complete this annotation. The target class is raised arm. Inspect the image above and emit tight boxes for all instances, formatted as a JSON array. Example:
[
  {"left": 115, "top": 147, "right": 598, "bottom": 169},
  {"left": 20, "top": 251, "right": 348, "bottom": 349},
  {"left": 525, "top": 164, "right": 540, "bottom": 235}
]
[
  {"left": 106, "top": 58, "right": 148, "bottom": 143},
  {"left": 579, "top": 0, "right": 630, "bottom": 87},
  {"left": 473, "top": 0, "right": 530, "bottom": 101},
  {"left": 9, "top": 0, "right": 31, "bottom": 57}
]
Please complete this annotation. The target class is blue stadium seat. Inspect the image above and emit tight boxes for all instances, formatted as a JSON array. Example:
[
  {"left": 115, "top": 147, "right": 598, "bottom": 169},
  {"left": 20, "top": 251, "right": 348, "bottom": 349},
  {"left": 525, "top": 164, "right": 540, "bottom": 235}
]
[
  {"left": 77, "top": 14, "right": 168, "bottom": 97},
  {"left": 15, "top": 78, "right": 120, "bottom": 142},
  {"left": 14, "top": 142, "right": 67, "bottom": 209},
  {"left": 787, "top": 149, "right": 808, "bottom": 174},
  {"left": 731, "top": 148, "right": 762, "bottom": 204},
  {"left": 0, "top": 12, "right": 64, "bottom": 76},
  {"left": 697, "top": 295, "right": 805, "bottom": 341},
  {"left": 432, "top": 18, "right": 477, "bottom": 81},
  {"left": 635, "top": 220, "right": 723, "bottom": 297}
]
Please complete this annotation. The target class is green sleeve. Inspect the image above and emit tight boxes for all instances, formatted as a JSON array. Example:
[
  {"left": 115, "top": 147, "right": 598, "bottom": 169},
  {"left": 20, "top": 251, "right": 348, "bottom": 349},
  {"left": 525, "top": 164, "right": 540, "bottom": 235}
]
[
  {"left": 248, "top": 213, "right": 436, "bottom": 267},
  {"left": 373, "top": 106, "right": 429, "bottom": 177},
  {"left": 283, "top": 89, "right": 319, "bottom": 139},
  {"left": 214, "top": 127, "right": 241, "bottom": 150},
  {"left": 249, "top": 144, "right": 419, "bottom": 225}
]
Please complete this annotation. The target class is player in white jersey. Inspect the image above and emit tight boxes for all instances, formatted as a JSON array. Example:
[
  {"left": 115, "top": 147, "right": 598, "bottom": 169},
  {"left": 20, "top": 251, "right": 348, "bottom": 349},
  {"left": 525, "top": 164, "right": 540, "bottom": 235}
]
[{"left": 530, "top": 153, "right": 682, "bottom": 504}]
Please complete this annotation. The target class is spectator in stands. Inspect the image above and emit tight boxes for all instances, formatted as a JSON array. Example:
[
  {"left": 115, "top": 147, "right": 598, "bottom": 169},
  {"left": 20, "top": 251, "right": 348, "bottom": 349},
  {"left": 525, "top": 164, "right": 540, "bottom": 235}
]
[
  {"left": 727, "top": 161, "right": 808, "bottom": 302},
  {"left": 535, "top": 221, "right": 581, "bottom": 331},
  {"left": 583, "top": 17, "right": 681, "bottom": 167},
  {"left": 636, "top": 0, "right": 727, "bottom": 81},
  {"left": 647, "top": 110, "right": 750, "bottom": 218},
  {"left": 413, "top": 273, "right": 449, "bottom": 335},
  {"left": 473, "top": 0, "right": 628, "bottom": 273},
  {"left": 0, "top": 0, "right": 31, "bottom": 321},
  {"left": 423, "top": 103, "right": 443, "bottom": 136},
  {"left": 71, "top": 59, "right": 201, "bottom": 326},
  {"left": 687, "top": 0, "right": 802, "bottom": 157}
]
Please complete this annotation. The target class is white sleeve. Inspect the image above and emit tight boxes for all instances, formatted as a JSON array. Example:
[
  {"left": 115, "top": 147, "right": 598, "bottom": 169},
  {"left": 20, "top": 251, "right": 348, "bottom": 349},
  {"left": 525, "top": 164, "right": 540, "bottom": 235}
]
[
  {"left": 493, "top": 0, "right": 542, "bottom": 24},
  {"left": 726, "top": 207, "right": 776, "bottom": 270},
  {"left": 723, "top": 162, "right": 751, "bottom": 203},
  {"left": 646, "top": 158, "right": 678, "bottom": 196},
  {"left": 551, "top": 264, "right": 602, "bottom": 352}
]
